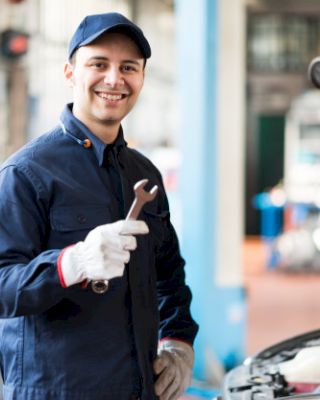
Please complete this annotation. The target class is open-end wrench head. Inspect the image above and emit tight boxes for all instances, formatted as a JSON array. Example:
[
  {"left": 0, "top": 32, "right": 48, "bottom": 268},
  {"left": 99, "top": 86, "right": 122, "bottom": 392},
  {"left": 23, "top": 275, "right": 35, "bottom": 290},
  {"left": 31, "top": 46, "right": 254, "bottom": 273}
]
[
  {"left": 133, "top": 179, "right": 148, "bottom": 191},
  {"left": 126, "top": 179, "right": 159, "bottom": 220},
  {"left": 134, "top": 179, "right": 158, "bottom": 201}
]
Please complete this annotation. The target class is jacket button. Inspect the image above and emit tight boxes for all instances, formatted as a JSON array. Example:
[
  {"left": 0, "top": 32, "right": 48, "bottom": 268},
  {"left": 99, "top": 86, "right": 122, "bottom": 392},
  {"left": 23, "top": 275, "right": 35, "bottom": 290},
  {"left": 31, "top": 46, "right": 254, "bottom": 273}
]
[{"left": 77, "top": 214, "right": 87, "bottom": 224}]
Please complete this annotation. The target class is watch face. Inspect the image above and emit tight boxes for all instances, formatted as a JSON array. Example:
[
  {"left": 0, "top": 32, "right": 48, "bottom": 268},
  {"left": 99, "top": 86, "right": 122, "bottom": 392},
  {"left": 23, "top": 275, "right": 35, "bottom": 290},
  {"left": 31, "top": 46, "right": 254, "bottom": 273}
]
[{"left": 221, "top": 329, "right": 320, "bottom": 399}]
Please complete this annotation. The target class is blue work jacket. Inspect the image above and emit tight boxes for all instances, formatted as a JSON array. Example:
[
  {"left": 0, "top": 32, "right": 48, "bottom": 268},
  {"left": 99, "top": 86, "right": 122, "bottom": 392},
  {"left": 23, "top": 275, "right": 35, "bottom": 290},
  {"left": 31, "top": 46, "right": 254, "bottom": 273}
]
[{"left": 0, "top": 104, "right": 198, "bottom": 400}]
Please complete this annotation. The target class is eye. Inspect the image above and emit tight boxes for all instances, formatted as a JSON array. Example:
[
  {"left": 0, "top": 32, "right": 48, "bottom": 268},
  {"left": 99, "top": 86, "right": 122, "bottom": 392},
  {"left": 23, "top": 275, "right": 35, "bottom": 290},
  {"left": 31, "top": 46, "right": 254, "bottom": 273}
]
[
  {"left": 91, "top": 62, "right": 106, "bottom": 70},
  {"left": 122, "top": 64, "right": 137, "bottom": 73}
]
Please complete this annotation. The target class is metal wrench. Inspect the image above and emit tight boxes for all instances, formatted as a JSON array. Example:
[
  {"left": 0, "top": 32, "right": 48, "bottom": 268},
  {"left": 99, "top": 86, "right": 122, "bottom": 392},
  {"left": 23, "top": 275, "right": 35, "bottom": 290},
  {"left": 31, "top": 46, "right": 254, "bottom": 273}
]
[
  {"left": 91, "top": 179, "right": 158, "bottom": 294},
  {"left": 125, "top": 179, "right": 158, "bottom": 220}
]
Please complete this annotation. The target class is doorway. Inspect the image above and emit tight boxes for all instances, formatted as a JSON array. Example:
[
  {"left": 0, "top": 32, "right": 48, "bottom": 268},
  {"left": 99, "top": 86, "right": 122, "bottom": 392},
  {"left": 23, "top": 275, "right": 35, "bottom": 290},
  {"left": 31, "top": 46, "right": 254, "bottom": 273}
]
[{"left": 246, "top": 114, "right": 285, "bottom": 235}]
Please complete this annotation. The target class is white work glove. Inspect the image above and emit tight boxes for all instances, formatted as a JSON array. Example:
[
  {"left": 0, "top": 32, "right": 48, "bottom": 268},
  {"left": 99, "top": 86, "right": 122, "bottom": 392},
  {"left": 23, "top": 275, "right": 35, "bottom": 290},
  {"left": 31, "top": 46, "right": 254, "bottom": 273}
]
[
  {"left": 58, "top": 219, "right": 149, "bottom": 287},
  {"left": 153, "top": 339, "right": 194, "bottom": 400}
]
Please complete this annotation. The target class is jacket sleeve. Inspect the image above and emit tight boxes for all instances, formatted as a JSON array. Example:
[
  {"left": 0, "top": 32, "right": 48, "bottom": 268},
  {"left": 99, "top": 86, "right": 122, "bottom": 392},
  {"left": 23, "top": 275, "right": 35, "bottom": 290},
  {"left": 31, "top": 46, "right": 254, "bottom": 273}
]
[
  {"left": 155, "top": 191, "right": 199, "bottom": 345},
  {"left": 0, "top": 164, "right": 67, "bottom": 318}
]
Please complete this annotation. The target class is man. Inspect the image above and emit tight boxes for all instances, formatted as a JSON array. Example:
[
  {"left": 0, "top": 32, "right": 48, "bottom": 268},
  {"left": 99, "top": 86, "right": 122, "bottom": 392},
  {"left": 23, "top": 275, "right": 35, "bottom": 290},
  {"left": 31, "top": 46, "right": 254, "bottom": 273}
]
[{"left": 0, "top": 12, "right": 198, "bottom": 400}]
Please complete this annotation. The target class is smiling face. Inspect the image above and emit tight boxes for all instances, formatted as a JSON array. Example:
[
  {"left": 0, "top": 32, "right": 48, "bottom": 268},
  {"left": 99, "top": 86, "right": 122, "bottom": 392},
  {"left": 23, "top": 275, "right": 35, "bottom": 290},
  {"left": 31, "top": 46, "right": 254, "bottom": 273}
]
[{"left": 64, "top": 32, "right": 145, "bottom": 143}]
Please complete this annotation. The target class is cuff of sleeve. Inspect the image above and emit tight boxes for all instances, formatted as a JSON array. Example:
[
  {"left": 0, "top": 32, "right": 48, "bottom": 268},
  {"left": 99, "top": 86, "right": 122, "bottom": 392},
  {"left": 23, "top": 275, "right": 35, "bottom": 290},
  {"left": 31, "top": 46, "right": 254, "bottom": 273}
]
[
  {"left": 158, "top": 337, "right": 194, "bottom": 369},
  {"left": 57, "top": 245, "right": 76, "bottom": 288},
  {"left": 159, "top": 337, "right": 193, "bottom": 349}
]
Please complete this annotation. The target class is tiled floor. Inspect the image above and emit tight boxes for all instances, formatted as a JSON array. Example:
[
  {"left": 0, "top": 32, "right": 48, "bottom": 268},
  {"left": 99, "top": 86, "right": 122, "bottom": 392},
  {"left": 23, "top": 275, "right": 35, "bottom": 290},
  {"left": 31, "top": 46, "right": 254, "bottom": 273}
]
[{"left": 244, "top": 236, "right": 320, "bottom": 356}]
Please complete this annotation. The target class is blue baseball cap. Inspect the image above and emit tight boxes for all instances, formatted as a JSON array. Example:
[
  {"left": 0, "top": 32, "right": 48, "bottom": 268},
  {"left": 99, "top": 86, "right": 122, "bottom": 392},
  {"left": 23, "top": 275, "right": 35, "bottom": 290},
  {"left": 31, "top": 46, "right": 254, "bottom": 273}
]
[{"left": 68, "top": 12, "right": 151, "bottom": 60}]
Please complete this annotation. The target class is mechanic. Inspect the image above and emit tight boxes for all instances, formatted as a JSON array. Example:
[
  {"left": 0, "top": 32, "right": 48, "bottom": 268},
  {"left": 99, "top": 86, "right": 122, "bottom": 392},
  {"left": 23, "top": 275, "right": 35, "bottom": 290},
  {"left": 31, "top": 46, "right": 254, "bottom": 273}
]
[{"left": 0, "top": 12, "right": 198, "bottom": 400}]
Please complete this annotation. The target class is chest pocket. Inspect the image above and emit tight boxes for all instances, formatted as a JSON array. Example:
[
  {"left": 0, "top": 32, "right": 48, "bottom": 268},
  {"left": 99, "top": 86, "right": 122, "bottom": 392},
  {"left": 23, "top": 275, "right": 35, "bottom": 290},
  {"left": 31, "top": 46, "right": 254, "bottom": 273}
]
[
  {"left": 143, "top": 208, "right": 170, "bottom": 252},
  {"left": 49, "top": 205, "right": 112, "bottom": 247}
]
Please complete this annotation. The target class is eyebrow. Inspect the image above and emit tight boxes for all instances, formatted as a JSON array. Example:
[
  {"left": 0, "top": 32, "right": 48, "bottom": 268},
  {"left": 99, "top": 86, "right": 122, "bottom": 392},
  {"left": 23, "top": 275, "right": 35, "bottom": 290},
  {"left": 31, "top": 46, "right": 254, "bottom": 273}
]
[{"left": 87, "top": 56, "right": 142, "bottom": 66}]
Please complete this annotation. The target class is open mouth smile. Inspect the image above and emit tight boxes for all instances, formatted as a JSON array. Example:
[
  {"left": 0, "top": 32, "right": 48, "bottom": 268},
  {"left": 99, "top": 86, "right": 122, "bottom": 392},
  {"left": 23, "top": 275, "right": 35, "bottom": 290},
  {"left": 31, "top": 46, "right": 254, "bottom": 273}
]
[{"left": 95, "top": 91, "right": 128, "bottom": 102}]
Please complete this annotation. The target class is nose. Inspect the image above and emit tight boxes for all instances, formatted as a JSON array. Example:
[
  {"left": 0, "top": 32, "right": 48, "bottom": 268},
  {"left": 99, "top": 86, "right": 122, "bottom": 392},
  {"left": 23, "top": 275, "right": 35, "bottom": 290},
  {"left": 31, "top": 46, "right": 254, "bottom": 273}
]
[{"left": 104, "top": 66, "right": 124, "bottom": 87}]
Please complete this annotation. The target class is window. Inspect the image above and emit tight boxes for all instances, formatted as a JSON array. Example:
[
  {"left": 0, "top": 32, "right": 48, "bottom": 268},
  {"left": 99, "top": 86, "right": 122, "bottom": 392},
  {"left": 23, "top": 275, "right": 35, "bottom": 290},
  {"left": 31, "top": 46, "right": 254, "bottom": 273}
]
[{"left": 248, "top": 14, "right": 320, "bottom": 72}]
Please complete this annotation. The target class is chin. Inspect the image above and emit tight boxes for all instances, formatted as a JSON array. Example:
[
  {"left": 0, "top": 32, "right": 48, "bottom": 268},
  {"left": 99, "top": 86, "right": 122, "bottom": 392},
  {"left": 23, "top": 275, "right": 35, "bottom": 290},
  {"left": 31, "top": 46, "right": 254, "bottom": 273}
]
[{"left": 99, "top": 116, "right": 122, "bottom": 125}]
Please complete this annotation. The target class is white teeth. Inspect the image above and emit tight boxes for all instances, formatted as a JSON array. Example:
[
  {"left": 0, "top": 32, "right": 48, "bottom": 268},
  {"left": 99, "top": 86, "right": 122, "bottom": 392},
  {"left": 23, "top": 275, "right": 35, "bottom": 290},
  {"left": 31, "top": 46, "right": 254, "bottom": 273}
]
[{"left": 97, "top": 93, "right": 123, "bottom": 101}]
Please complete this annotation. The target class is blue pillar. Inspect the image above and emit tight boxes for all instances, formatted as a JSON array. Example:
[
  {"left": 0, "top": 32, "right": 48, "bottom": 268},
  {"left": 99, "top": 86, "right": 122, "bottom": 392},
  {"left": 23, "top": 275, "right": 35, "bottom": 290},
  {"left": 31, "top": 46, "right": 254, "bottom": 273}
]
[{"left": 175, "top": 0, "right": 245, "bottom": 381}]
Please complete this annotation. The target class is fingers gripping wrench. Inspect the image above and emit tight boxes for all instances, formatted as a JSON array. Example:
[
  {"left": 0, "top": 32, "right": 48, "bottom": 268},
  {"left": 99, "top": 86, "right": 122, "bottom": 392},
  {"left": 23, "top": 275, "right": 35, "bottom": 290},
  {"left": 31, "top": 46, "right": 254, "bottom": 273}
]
[{"left": 91, "top": 179, "right": 158, "bottom": 294}]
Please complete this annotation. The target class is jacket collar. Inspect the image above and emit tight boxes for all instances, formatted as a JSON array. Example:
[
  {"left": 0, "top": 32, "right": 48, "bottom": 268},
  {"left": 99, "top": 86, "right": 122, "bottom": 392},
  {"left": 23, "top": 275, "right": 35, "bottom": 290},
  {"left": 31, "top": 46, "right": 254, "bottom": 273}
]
[{"left": 60, "top": 103, "right": 127, "bottom": 166}]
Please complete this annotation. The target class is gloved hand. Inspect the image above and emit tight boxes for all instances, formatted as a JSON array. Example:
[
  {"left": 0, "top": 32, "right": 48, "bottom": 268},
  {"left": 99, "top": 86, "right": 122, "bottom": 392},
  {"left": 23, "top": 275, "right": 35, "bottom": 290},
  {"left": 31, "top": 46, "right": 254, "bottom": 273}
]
[
  {"left": 57, "top": 219, "right": 149, "bottom": 287},
  {"left": 153, "top": 339, "right": 194, "bottom": 400}
]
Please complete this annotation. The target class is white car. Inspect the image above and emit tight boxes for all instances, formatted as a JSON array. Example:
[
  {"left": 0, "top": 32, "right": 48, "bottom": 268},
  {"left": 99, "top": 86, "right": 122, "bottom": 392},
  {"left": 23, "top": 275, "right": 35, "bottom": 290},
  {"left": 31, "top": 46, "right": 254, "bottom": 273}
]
[{"left": 220, "top": 329, "right": 320, "bottom": 399}]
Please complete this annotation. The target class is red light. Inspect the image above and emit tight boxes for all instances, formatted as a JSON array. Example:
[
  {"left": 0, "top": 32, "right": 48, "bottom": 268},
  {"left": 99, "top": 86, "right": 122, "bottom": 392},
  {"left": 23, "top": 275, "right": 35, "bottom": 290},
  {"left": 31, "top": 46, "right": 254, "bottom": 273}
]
[
  {"left": 9, "top": 35, "right": 28, "bottom": 53},
  {"left": 0, "top": 29, "right": 29, "bottom": 59}
]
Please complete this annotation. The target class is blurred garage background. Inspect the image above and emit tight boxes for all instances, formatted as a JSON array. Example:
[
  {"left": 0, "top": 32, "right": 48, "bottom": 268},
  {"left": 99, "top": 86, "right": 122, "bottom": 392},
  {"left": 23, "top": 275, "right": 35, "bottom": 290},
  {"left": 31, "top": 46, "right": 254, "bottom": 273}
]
[{"left": 2, "top": 0, "right": 320, "bottom": 398}]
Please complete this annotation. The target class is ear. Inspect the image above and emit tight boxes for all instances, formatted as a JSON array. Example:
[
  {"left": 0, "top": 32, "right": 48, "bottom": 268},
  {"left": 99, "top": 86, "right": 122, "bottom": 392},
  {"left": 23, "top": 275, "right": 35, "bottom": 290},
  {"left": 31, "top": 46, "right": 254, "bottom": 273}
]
[{"left": 64, "top": 62, "right": 74, "bottom": 87}]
